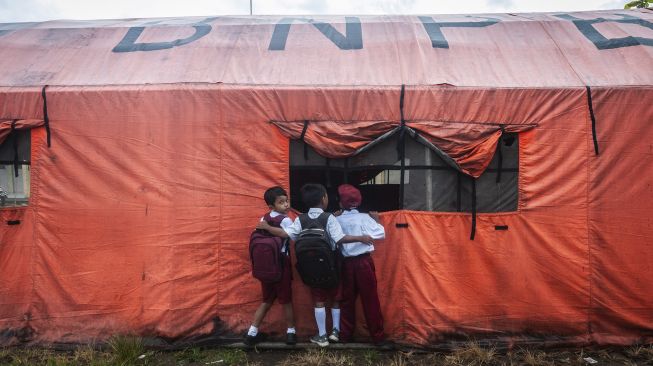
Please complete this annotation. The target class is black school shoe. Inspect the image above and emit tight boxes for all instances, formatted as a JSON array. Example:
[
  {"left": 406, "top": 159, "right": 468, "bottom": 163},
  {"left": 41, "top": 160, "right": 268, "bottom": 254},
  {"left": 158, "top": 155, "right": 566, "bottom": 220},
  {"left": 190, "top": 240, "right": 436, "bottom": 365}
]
[
  {"left": 243, "top": 332, "right": 268, "bottom": 346},
  {"left": 286, "top": 332, "right": 297, "bottom": 345}
]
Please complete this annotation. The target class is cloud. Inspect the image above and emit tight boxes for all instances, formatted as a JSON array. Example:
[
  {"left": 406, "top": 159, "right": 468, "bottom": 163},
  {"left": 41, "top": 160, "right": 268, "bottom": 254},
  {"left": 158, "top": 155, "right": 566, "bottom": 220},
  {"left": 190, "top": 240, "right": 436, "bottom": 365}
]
[
  {"left": 0, "top": 0, "right": 634, "bottom": 23},
  {"left": 600, "top": 0, "right": 627, "bottom": 9},
  {"left": 486, "top": 0, "right": 515, "bottom": 10}
]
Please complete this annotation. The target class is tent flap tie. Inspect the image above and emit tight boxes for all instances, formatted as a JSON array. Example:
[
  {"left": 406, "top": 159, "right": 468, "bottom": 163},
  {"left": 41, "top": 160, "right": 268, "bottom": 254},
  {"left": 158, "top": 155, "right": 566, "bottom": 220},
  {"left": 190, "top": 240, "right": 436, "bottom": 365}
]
[
  {"left": 470, "top": 177, "right": 477, "bottom": 240},
  {"left": 11, "top": 120, "right": 19, "bottom": 177},
  {"left": 586, "top": 86, "right": 599, "bottom": 156},
  {"left": 41, "top": 85, "right": 52, "bottom": 147},
  {"left": 300, "top": 120, "right": 309, "bottom": 160}
]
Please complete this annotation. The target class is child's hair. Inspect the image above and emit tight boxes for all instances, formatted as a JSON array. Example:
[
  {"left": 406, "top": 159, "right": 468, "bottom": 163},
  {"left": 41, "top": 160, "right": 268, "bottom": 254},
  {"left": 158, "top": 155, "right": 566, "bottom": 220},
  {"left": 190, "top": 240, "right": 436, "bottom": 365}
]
[
  {"left": 264, "top": 186, "right": 288, "bottom": 206},
  {"left": 301, "top": 184, "right": 327, "bottom": 208}
]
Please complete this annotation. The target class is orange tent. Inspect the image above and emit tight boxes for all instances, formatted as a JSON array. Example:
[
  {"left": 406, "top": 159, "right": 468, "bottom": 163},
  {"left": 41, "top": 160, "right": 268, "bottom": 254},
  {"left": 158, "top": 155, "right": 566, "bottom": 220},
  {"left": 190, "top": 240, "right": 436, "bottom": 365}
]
[{"left": 0, "top": 9, "right": 652, "bottom": 347}]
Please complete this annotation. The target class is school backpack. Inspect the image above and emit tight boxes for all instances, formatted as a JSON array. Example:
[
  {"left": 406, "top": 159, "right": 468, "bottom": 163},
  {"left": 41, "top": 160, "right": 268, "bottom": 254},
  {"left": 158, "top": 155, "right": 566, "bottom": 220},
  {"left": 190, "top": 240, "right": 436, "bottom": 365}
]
[
  {"left": 249, "top": 213, "right": 288, "bottom": 283},
  {"left": 294, "top": 212, "right": 340, "bottom": 289}
]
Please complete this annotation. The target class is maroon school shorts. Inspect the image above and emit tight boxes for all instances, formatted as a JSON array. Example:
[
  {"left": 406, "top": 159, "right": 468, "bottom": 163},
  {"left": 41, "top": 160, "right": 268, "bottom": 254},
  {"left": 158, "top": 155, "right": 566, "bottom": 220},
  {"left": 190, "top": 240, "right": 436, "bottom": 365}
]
[
  {"left": 310, "top": 282, "right": 343, "bottom": 303},
  {"left": 260, "top": 257, "right": 292, "bottom": 304}
]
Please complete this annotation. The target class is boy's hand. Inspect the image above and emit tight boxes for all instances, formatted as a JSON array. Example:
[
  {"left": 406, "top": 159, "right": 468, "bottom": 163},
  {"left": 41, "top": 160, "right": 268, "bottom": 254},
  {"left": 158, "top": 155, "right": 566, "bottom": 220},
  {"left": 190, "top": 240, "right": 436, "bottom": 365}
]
[
  {"left": 360, "top": 235, "right": 374, "bottom": 245},
  {"left": 369, "top": 211, "right": 380, "bottom": 222},
  {"left": 256, "top": 221, "right": 271, "bottom": 231},
  {"left": 333, "top": 209, "right": 343, "bottom": 217}
]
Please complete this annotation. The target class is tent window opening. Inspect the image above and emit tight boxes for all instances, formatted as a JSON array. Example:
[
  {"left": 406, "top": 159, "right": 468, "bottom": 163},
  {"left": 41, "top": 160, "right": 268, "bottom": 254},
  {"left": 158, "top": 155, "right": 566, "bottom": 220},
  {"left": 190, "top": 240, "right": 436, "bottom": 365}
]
[
  {"left": 0, "top": 130, "right": 31, "bottom": 207},
  {"left": 289, "top": 130, "right": 519, "bottom": 213}
]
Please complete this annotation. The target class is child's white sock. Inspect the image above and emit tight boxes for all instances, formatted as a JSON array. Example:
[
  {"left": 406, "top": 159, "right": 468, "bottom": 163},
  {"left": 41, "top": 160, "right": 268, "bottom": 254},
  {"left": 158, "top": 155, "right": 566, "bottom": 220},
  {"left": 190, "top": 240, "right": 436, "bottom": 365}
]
[
  {"left": 332, "top": 308, "right": 341, "bottom": 331},
  {"left": 287, "top": 327, "right": 296, "bottom": 334},
  {"left": 247, "top": 325, "right": 258, "bottom": 337},
  {"left": 314, "top": 307, "right": 327, "bottom": 336}
]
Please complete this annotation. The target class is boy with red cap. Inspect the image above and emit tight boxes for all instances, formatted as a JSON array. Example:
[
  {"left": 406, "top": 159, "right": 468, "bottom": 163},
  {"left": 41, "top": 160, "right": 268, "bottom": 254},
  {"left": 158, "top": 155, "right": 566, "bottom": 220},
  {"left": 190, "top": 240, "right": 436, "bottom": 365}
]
[{"left": 335, "top": 184, "right": 392, "bottom": 349}]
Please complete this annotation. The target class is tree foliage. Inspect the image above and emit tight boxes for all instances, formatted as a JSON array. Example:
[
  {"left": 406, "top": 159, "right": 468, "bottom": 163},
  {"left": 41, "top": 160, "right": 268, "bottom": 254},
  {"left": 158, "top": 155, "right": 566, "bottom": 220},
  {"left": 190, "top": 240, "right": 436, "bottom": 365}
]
[{"left": 624, "top": 0, "right": 651, "bottom": 9}]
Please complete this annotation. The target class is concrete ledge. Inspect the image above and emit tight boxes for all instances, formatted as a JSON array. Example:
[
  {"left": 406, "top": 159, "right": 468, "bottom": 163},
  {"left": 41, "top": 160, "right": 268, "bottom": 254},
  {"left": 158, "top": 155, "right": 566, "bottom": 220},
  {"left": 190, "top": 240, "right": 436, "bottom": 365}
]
[{"left": 225, "top": 342, "right": 390, "bottom": 350}]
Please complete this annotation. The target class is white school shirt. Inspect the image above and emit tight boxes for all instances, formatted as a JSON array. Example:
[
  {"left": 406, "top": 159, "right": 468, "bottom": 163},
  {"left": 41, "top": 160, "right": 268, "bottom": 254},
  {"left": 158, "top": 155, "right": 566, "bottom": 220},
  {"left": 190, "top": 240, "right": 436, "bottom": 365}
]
[
  {"left": 260, "top": 210, "right": 293, "bottom": 253},
  {"left": 336, "top": 209, "right": 385, "bottom": 257},
  {"left": 283, "top": 208, "right": 346, "bottom": 250}
]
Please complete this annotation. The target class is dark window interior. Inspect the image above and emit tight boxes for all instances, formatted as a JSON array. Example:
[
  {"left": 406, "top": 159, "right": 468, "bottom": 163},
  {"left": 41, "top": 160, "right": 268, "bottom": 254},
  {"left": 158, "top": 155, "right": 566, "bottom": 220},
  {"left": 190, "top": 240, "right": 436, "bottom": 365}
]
[
  {"left": 0, "top": 129, "right": 31, "bottom": 207},
  {"left": 289, "top": 131, "right": 518, "bottom": 213}
]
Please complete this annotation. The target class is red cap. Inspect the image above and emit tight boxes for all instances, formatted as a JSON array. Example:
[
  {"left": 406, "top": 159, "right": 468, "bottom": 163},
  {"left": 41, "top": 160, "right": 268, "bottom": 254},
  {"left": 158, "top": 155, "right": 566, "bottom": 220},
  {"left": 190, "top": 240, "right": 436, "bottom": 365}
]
[{"left": 338, "top": 184, "right": 362, "bottom": 209}]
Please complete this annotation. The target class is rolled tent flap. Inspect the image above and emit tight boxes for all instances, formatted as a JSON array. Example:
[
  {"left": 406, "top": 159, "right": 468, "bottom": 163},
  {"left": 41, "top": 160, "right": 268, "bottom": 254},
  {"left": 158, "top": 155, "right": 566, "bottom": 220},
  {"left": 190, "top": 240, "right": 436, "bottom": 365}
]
[
  {"left": 271, "top": 120, "right": 398, "bottom": 158},
  {"left": 407, "top": 121, "right": 536, "bottom": 178},
  {"left": 0, "top": 119, "right": 44, "bottom": 145}
]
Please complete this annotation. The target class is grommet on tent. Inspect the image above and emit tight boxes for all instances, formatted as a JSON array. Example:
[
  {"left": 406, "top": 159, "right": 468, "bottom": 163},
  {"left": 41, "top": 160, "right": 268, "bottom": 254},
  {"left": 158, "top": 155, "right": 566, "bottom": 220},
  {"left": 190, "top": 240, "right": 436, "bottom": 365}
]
[
  {"left": 470, "top": 177, "right": 477, "bottom": 240},
  {"left": 10, "top": 119, "right": 19, "bottom": 177},
  {"left": 41, "top": 85, "right": 52, "bottom": 147},
  {"left": 299, "top": 120, "right": 309, "bottom": 160},
  {"left": 586, "top": 86, "right": 599, "bottom": 156}
]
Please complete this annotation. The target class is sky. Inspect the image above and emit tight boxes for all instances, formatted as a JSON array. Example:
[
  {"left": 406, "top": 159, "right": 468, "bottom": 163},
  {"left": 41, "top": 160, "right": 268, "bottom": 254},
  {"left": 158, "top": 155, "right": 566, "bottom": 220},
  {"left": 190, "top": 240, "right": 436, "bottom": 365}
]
[{"left": 0, "top": 0, "right": 630, "bottom": 23}]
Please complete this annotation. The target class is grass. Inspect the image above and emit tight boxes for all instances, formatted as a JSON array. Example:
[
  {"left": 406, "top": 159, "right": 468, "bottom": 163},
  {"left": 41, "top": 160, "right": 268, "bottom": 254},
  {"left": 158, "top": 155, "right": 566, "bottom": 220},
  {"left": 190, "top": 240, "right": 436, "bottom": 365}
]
[
  {"left": 1, "top": 340, "right": 652, "bottom": 366},
  {"left": 108, "top": 335, "right": 146, "bottom": 365},
  {"left": 278, "top": 349, "right": 359, "bottom": 366},
  {"left": 437, "top": 341, "right": 498, "bottom": 366},
  {"left": 362, "top": 349, "right": 381, "bottom": 365}
]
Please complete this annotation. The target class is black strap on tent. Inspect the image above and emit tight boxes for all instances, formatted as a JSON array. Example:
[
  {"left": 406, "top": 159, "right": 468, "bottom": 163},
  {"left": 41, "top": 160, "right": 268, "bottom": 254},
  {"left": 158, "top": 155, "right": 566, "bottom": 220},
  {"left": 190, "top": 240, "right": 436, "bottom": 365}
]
[
  {"left": 325, "top": 158, "right": 331, "bottom": 188},
  {"left": 496, "top": 126, "right": 504, "bottom": 183},
  {"left": 300, "top": 120, "right": 309, "bottom": 160},
  {"left": 586, "top": 86, "right": 599, "bottom": 156},
  {"left": 11, "top": 120, "right": 19, "bottom": 177},
  {"left": 470, "top": 177, "right": 477, "bottom": 240},
  {"left": 398, "top": 84, "right": 406, "bottom": 209},
  {"left": 456, "top": 171, "right": 462, "bottom": 212},
  {"left": 41, "top": 85, "right": 52, "bottom": 147}
]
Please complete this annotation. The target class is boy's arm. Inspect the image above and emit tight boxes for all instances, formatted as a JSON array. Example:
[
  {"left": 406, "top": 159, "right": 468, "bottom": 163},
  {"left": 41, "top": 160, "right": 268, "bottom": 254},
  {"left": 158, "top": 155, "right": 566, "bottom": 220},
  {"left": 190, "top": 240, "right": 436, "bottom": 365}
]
[
  {"left": 365, "top": 213, "right": 386, "bottom": 240},
  {"left": 337, "top": 234, "right": 374, "bottom": 245},
  {"left": 256, "top": 221, "right": 290, "bottom": 238}
]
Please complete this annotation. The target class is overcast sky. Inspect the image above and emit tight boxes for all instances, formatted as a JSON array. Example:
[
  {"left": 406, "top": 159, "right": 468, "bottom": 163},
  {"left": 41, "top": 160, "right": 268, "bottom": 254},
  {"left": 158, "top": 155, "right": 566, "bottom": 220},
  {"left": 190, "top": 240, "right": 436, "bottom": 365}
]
[{"left": 0, "top": 0, "right": 629, "bottom": 23}]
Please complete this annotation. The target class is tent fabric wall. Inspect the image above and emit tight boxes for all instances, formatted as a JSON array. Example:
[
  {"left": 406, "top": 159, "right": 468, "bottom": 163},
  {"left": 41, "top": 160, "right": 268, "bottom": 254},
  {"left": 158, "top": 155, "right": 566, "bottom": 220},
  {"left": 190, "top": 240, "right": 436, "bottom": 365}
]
[
  {"left": 0, "top": 9, "right": 652, "bottom": 347},
  {"left": 588, "top": 87, "right": 653, "bottom": 344},
  {"left": 1, "top": 85, "right": 651, "bottom": 347}
]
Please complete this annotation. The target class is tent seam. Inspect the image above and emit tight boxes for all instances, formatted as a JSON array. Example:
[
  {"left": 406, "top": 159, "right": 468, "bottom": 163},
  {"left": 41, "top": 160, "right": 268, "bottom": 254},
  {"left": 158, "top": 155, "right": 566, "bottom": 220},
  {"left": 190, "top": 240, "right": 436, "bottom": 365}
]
[
  {"left": 27, "top": 127, "right": 45, "bottom": 335},
  {"left": 584, "top": 86, "right": 594, "bottom": 342},
  {"left": 3, "top": 83, "right": 653, "bottom": 89},
  {"left": 534, "top": 20, "right": 587, "bottom": 87}
]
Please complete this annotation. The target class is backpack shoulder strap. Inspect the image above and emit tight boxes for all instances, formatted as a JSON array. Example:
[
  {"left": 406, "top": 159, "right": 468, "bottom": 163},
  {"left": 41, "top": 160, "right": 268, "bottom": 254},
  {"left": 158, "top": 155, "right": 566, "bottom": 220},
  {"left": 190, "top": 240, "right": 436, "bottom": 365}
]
[
  {"left": 266, "top": 213, "right": 286, "bottom": 228},
  {"left": 298, "top": 213, "right": 310, "bottom": 230},
  {"left": 316, "top": 212, "right": 331, "bottom": 230}
]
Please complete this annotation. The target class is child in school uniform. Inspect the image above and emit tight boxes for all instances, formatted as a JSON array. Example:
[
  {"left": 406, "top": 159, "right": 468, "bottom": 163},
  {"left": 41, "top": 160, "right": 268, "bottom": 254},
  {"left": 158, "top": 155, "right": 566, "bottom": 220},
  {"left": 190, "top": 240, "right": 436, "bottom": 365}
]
[
  {"left": 245, "top": 186, "right": 297, "bottom": 346},
  {"left": 258, "top": 183, "right": 373, "bottom": 347},
  {"left": 335, "top": 184, "right": 392, "bottom": 349}
]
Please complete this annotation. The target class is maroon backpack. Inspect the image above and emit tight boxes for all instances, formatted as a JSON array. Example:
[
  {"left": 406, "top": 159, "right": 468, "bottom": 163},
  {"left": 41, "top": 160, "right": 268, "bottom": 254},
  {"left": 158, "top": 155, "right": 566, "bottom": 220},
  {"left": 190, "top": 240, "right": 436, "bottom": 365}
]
[{"left": 249, "top": 213, "right": 288, "bottom": 283}]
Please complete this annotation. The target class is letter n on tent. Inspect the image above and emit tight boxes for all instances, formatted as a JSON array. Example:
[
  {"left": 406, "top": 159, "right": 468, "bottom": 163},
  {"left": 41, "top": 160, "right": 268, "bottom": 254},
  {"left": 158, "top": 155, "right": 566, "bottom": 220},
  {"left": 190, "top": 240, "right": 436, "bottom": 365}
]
[{"left": 268, "top": 17, "right": 363, "bottom": 50}]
